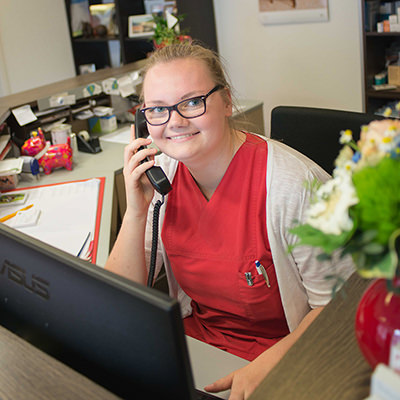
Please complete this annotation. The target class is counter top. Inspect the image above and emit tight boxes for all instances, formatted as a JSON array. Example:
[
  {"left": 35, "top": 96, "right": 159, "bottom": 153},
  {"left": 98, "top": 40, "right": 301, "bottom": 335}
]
[
  {"left": 17, "top": 139, "right": 125, "bottom": 267},
  {"left": 249, "top": 272, "right": 373, "bottom": 400}
]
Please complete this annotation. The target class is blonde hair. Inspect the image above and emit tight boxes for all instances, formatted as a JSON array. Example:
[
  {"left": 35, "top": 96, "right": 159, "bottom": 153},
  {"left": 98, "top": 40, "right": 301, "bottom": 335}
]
[{"left": 140, "top": 42, "right": 232, "bottom": 106}]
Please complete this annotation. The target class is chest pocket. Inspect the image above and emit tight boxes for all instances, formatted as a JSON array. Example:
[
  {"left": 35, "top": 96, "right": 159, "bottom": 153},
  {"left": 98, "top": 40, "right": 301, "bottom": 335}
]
[{"left": 237, "top": 261, "right": 288, "bottom": 337}]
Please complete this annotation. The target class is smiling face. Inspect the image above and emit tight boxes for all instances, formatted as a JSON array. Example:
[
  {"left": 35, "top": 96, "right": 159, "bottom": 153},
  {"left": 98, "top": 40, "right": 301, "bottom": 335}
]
[{"left": 142, "top": 57, "right": 233, "bottom": 167}]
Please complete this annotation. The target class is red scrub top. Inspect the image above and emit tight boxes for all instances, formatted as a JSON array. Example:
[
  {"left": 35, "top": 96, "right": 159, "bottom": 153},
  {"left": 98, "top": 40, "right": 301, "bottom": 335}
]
[{"left": 161, "top": 133, "right": 289, "bottom": 361}]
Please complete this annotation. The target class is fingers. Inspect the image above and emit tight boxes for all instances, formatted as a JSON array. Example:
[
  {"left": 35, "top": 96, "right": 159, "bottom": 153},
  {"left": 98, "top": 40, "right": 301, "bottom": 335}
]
[
  {"left": 204, "top": 370, "right": 249, "bottom": 400},
  {"left": 123, "top": 138, "right": 158, "bottom": 191},
  {"left": 130, "top": 123, "right": 136, "bottom": 142},
  {"left": 204, "top": 373, "right": 233, "bottom": 393},
  {"left": 124, "top": 138, "right": 156, "bottom": 169}
]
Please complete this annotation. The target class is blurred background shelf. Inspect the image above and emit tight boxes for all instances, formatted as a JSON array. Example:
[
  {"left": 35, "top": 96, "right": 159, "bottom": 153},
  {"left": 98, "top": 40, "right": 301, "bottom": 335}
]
[{"left": 64, "top": 0, "right": 218, "bottom": 75}]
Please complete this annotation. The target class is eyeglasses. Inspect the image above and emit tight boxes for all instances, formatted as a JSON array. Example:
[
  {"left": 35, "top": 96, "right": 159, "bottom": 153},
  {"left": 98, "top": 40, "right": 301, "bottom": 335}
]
[{"left": 140, "top": 84, "right": 224, "bottom": 126}]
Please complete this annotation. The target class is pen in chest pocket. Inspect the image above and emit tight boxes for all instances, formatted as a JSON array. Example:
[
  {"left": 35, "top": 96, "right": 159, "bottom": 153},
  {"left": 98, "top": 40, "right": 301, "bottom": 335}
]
[
  {"left": 245, "top": 272, "right": 254, "bottom": 286},
  {"left": 255, "top": 260, "right": 271, "bottom": 288}
]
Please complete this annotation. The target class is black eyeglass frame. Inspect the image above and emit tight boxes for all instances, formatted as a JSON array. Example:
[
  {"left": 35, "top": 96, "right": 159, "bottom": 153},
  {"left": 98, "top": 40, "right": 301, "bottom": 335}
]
[{"left": 140, "top": 84, "right": 225, "bottom": 126}]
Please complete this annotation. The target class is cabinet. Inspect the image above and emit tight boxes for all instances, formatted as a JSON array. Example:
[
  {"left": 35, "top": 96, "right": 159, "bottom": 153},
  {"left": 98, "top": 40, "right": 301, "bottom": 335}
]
[
  {"left": 175, "top": 0, "right": 218, "bottom": 52},
  {"left": 362, "top": 0, "right": 400, "bottom": 114},
  {"left": 64, "top": 0, "right": 218, "bottom": 75},
  {"left": 64, "top": 0, "right": 153, "bottom": 74}
]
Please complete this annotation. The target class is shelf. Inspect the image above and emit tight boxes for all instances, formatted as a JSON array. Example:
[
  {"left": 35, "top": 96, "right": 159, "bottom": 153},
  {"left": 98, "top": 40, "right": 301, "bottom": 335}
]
[
  {"left": 73, "top": 36, "right": 154, "bottom": 43},
  {"left": 72, "top": 36, "right": 120, "bottom": 43},
  {"left": 362, "top": 0, "right": 400, "bottom": 113},
  {"left": 125, "top": 32, "right": 154, "bottom": 41},
  {"left": 64, "top": 0, "right": 217, "bottom": 75},
  {"left": 366, "top": 32, "right": 400, "bottom": 37},
  {"left": 367, "top": 88, "right": 400, "bottom": 99}
]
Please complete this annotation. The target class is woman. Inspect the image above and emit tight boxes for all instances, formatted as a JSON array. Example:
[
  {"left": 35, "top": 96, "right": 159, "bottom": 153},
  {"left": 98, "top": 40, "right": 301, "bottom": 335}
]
[{"left": 106, "top": 43, "right": 353, "bottom": 399}]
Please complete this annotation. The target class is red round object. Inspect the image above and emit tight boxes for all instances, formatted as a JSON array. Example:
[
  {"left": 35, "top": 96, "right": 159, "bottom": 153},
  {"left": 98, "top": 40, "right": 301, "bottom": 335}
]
[{"left": 355, "top": 278, "right": 400, "bottom": 368}]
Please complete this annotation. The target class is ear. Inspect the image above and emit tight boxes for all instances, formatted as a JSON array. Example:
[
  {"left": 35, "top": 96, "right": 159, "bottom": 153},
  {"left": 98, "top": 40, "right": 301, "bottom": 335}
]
[{"left": 224, "top": 89, "right": 233, "bottom": 118}]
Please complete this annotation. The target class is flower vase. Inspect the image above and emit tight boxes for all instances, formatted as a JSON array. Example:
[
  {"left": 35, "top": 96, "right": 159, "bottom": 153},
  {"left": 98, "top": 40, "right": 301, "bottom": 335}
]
[
  {"left": 355, "top": 278, "right": 400, "bottom": 369},
  {"left": 153, "top": 35, "right": 192, "bottom": 50}
]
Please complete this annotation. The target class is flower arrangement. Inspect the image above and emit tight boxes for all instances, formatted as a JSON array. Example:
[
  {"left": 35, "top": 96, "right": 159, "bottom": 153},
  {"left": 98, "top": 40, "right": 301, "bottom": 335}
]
[
  {"left": 152, "top": 12, "right": 191, "bottom": 49},
  {"left": 290, "top": 118, "right": 400, "bottom": 283}
]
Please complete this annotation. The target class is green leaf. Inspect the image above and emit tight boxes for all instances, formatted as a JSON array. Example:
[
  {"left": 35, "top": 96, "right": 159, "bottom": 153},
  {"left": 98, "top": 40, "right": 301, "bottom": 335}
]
[
  {"left": 316, "top": 253, "right": 332, "bottom": 262},
  {"left": 357, "top": 251, "right": 397, "bottom": 279},
  {"left": 359, "top": 230, "right": 378, "bottom": 244},
  {"left": 363, "top": 242, "right": 385, "bottom": 255},
  {"left": 289, "top": 224, "right": 349, "bottom": 254}
]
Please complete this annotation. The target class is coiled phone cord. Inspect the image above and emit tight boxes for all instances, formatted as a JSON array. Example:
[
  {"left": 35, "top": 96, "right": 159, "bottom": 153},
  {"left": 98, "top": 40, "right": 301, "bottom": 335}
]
[{"left": 147, "top": 195, "right": 165, "bottom": 287}]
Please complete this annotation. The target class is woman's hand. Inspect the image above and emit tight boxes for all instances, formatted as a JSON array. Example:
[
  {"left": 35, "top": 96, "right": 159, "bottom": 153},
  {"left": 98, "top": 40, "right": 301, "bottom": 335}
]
[
  {"left": 105, "top": 125, "right": 158, "bottom": 283},
  {"left": 204, "top": 358, "right": 269, "bottom": 400},
  {"left": 123, "top": 125, "right": 158, "bottom": 217},
  {"left": 204, "top": 307, "right": 324, "bottom": 399}
]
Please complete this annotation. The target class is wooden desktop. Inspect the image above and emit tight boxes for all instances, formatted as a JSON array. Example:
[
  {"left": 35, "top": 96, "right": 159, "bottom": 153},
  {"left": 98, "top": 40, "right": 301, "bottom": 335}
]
[{"left": 250, "top": 272, "right": 372, "bottom": 400}]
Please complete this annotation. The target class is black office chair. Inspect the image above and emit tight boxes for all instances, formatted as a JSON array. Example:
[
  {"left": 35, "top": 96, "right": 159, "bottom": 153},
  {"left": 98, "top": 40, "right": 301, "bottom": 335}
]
[{"left": 270, "top": 106, "right": 384, "bottom": 174}]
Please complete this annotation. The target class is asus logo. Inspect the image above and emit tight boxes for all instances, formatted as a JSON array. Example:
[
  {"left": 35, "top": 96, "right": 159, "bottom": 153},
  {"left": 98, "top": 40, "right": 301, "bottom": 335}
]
[{"left": 1, "top": 259, "right": 50, "bottom": 300}]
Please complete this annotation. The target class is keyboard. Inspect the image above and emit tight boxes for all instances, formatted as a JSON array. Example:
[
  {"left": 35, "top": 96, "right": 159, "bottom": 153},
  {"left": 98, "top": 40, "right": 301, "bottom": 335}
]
[{"left": 195, "top": 389, "right": 223, "bottom": 400}]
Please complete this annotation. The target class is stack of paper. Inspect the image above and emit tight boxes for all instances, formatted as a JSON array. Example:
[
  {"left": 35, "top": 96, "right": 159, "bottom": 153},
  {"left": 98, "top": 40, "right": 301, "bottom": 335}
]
[{"left": 0, "top": 158, "right": 23, "bottom": 176}]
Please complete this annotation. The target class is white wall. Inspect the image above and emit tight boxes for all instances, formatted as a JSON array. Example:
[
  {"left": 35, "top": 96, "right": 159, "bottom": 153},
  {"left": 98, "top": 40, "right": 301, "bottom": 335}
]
[
  {"left": 0, "top": 0, "right": 75, "bottom": 96},
  {"left": 213, "top": 0, "right": 364, "bottom": 134}
]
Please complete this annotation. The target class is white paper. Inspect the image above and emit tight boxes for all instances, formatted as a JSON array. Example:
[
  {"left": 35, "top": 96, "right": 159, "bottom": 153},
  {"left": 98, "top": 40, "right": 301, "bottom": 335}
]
[
  {"left": 49, "top": 93, "right": 76, "bottom": 108},
  {"left": 129, "top": 70, "right": 143, "bottom": 86},
  {"left": 0, "top": 178, "right": 101, "bottom": 257},
  {"left": 11, "top": 105, "right": 38, "bottom": 126},
  {"left": 83, "top": 82, "right": 102, "bottom": 97},
  {"left": 100, "top": 125, "right": 131, "bottom": 144},
  {"left": 9, "top": 207, "right": 41, "bottom": 229},
  {"left": 117, "top": 75, "right": 136, "bottom": 97},
  {"left": 102, "top": 77, "right": 120, "bottom": 95},
  {"left": 0, "top": 158, "right": 23, "bottom": 175},
  {"left": 166, "top": 10, "right": 178, "bottom": 29}
]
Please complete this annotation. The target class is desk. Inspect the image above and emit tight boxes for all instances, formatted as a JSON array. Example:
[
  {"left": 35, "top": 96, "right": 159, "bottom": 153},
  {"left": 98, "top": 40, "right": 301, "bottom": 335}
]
[
  {"left": 0, "top": 272, "right": 373, "bottom": 399},
  {"left": 0, "top": 325, "right": 119, "bottom": 400},
  {"left": 250, "top": 272, "right": 373, "bottom": 400},
  {"left": 16, "top": 139, "right": 125, "bottom": 267}
]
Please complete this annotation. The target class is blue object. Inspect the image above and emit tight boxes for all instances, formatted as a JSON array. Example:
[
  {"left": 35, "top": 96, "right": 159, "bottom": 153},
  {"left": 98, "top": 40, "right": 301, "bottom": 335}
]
[{"left": 30, "top": 158, "right": 40, "bottom": 176}]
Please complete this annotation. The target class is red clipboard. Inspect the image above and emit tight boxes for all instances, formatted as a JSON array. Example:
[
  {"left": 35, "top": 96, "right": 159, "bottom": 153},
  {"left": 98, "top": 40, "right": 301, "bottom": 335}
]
[{"left": 1, "top": 177, "right": 105, "bottom": 264}]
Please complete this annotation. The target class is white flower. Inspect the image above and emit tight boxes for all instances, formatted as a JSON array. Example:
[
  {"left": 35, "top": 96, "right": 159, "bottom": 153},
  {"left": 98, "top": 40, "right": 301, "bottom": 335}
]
[
  {"left": 339, "top": 129, "right": 353, "bottom": 144},
  {"left": 334, "top": 145, "right": 354, "bottom": 170},
  {"left": 378, "top": 126, "right": 397, "bottom": 153},
  {"left": 306, "top": 169, "right": 359, "bottom": 235},
  {"left": 383, "top": 107, "right": 393, "bottom": 117}
]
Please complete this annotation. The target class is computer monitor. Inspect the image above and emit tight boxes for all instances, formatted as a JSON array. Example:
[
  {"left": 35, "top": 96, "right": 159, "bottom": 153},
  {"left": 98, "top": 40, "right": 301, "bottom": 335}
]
[{"left": 0, "top": 223, "right": 200, "bottom": 399}]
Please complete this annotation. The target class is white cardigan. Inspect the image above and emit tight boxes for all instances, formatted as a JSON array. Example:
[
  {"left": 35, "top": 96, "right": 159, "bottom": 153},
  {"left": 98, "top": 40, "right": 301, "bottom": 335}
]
[{"left": 144, "top": 138, "right": 354, "bottom": 332}]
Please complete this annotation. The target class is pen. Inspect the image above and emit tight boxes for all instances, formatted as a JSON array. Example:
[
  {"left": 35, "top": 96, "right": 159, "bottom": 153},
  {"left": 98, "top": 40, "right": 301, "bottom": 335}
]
[
  {"left": 255, "top": 260, "right": 271, "bottom": 288},
  {"left": 245, "top": 272, "right": 254, "bottom": 286},
  {"left": 84, "top": 240, "right": 94, "bottom": 261},
  {"left": 0, "top": 204, "right": 34, "bottom": 223},
  {"left": 77, "top": 232, "right": 91, "bottom": 257}
]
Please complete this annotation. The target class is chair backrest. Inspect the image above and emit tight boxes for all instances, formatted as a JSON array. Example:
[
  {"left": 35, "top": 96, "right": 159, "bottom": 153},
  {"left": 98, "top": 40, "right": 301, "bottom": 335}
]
[{"left": 270, "top": 106, "right": 384, "bottom": 174}]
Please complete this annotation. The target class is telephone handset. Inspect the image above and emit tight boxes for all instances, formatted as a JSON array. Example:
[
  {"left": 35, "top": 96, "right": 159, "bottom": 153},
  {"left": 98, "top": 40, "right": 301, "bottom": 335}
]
[{"left": 135, "top": 110, "right": 172, "bottom": 196}]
